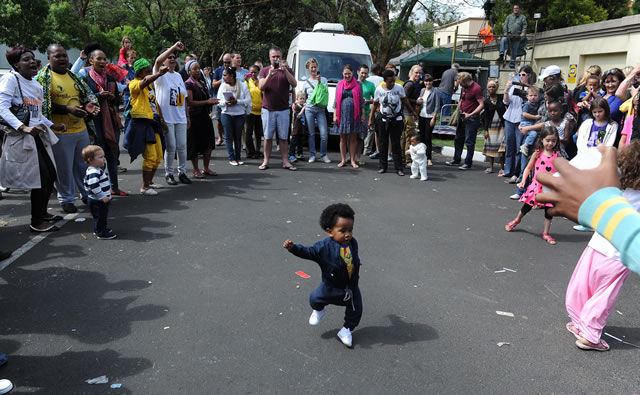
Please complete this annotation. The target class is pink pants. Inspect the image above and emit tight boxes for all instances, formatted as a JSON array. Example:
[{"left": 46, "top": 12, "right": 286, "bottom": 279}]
[{"left": 565, "top": 246, "right": 630, "bottom": 344}]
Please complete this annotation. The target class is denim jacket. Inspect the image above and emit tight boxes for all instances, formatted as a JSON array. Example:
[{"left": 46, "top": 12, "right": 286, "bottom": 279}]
[{"left": 289, "top": 237, "right": 360, "bottom": 290}]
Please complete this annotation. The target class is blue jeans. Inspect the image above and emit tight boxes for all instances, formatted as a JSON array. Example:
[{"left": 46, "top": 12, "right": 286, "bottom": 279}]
[
  {"left": 453, "top": 116, "right": 480, "bottom": 166},
  {"left": 504, "top": 120, "right": 522, "bottom": 177},
  {"left": 439, "top": 91, "right": 453, "bottom": 117},
  {"left": 305, "top": 107, "right": 328, "bottom": 157},
  {"left": 221, "top": 113, "right": 246, "bottom": 161},
  {"left": 523, "top": 129, "right": 537, "bottom": 147},
  {"left": 500, "top": 37, "right": 521, "bottom": 63}
]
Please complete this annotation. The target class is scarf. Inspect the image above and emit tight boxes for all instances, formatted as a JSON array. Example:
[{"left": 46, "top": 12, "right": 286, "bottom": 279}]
[
  {"left": 335, "top": 77, "right": 361, "bottom": 124},
  {"left": 221, "top": 80, "right": 241, "bottom": 100},
  {"left": 36, "top": 64, "right": 99, "bottom": 121},
  {"left": 89, "top": 67, "right": 108, "bottom": 91}
]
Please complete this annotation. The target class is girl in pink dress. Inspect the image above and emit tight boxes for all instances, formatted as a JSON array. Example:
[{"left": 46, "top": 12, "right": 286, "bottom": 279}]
[
  {"left": 565, "top": 141, "right": 640, "bottom": 351},
  {"left": 505, "top": 126, "right": 560, "bottom": 244}
]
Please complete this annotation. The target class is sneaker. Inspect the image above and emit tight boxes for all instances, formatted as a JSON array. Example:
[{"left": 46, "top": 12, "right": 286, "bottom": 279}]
[
  {"left": 96, "top": 230, "right": 117, "bottom": 240},
  {"left": 445, "top": 160, "right": 461, "bottom": 166},
  {"left": 337, "top": 327, "right": 353, "bottom": 347},
  {"left": 458, "top": 164, "right": 471, "bottom": 170},
  {"left": 237, "top": 161, "right": 245, "bottom": 165},
  {"left": 296, "top": 154, "right": 304, "bottom": 160},
  {"left": 573, "top": 225, "right": 594, "bottom": 232},
  {"left": 229, "top": 161, "right": 239, "bottom": 166},
  {"left": 140, "top": 187, "right": 158, "bottom": 196},
  {"left": 288, "top": 155, "right": 297, "bottom": 163},
  {"left": 420, "top": 177, "right": 428, "bottom": 181},
  {"left": 496, "top": 54, "right": 504, "bottom": 62},
  {"left": 409, "top": 175, "right": 419, "bottom": 179},
  {"left": 0, "top": 379, "right": 13, "bottom": 395},
  {"left": 509, "top": 193, "right": 521, "bottom": 200},
  {"left": 308, "top": 309, "right": 326, "bottom": 325},
  {"left": 505, "top": 175, "right": 518, "bottom": 184},
  {"left": 308, "top": 156, "right": 316, "bottom": 163},
  {"left": 118, "top": 165, "right": 127, "bottom": 173},
  {"left": 178, "top": 173, "right": 192, "bottom": 184},
  {"left": 387, "top": 154, "right": 393, "bottom": 162},
  {"left": 321, "top": 155, "right": 331, "bottom": 163},
  {"left": 165, "top": 175, "right": 178, "bottom": 185},
  {"left": 61, "top": 203, "right": 78, "bottom": 213},
  {"left": 369, "top": 152, "right": 380, "bottom": 159},
  {"left": 520, "top": 144, "right": 529, "bottom": 156},
  {"left": 149, "top": 183, "right": 163, "bottom": 189},
  {"left": 509, "top": 62, "right": 516, "bottom": 69}
]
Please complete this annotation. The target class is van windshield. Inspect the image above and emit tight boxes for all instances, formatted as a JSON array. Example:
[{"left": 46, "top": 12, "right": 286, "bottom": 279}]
[{"left": 298, "top": 50, "right": 371, "bottom": 83}]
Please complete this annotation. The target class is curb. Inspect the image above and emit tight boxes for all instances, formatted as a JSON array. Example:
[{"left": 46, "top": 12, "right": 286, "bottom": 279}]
[{"left": 439, "top": 146, "right": 487, "bottom": 164}]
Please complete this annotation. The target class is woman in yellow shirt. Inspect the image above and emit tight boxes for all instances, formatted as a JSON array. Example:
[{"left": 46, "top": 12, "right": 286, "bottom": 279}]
[{"left": 245, "top": 65, "right": 263, "bottom": 159}]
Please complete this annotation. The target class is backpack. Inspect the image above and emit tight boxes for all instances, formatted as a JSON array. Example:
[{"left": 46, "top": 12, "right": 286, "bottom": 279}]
[{"left": 308, "top": 79, "right": 329, "bottom": 107}]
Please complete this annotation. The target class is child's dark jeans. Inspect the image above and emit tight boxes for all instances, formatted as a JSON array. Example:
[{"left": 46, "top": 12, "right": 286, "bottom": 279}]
[{"left": 88, "top": 199, "right": 109, "bottom": 236}]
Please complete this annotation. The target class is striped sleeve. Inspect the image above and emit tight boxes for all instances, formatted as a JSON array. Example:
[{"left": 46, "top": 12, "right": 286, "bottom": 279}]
[
  {"left": 579, "top": 187, "right": 640, "bottom": 274},
  {"left": 84, "top": 168, "right": 110, "bottom": 200}
]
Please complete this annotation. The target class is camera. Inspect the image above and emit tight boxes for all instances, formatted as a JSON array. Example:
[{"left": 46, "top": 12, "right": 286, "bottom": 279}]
[
  {"left": 511, "top": 80, "right": 528, "bottom": 100},
  {"left": 273, "top": 60, "right": 280, "bottom": 69}
]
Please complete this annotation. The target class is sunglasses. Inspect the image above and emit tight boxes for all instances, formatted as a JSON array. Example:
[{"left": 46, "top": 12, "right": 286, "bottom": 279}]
[
  {"left": 167, "top": 55, "right": 176, "bottom": 59},
  {"left": 603, "top": 68, "right": 620, "bottom": 77},
  {"left": 519, "top": 73, "right": 529, "bottom": 76},
  {"left": 223, "top": 61, "right": 231, "bottom": 64}
]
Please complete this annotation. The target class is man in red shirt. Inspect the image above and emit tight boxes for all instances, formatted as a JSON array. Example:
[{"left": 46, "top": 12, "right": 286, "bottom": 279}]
[
  {"left": 445, "top": 72, "right": 484, "bottom": 169},
  {"left": 258, "top": 46, "right": 298, "bottom": 170}
]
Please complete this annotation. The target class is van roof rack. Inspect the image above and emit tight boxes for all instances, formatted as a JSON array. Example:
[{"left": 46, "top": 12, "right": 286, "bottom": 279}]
[{"left": 312, "top": 23, "right": 345, "bottom": 33}]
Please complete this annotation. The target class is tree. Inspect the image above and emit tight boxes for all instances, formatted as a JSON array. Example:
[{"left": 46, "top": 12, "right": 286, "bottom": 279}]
[{"left": 0, "top": 0, "right": 50, "bottom": 50}]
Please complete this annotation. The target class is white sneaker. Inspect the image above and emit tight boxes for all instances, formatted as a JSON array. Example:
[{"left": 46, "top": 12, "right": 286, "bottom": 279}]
[
  {"left": 337, "top": 327, "right": 353, "bottom": 347},
  {"left": 308, "top": 156, "right": 316, "bottom": 163},
  {"left": 0, "top": 379, "right": 13, "bottom": 395},
  {"left": 140, "top": 187, "right": 158, "bottom": 196},
  {"left": 321, "top": 155, "right": 331, "bottom": 163},
  {"left": 420, "top": 177, "right": 428, "bottom": 181},
  {"left": 509, "top": 193, "right": 521, "bottom": 200},
  {"left": 308, "top": 309, "right": 326, "bottom": 325},
  {"left": 409, "top": 175, "right": 419, "bottom": 179},
  {"left": 149, "top": 183, "right": 163, "bottom": 189}
]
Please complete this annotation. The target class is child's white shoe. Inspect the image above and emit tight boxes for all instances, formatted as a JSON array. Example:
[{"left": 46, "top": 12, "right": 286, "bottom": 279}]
[
  {"left": 309, "top": 309, "right": 326, "bottom": 325},
  {"left": 409, "top": 175, "right": 418, "bottom": 179},
  {"left": 420, "top": 177, "right": 428, "bottom": 181},
  {"left": 337, "top": 327, "right": 353, "bottom": 347}
]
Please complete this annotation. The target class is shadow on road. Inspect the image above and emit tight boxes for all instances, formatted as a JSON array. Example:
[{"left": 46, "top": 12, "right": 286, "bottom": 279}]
[{"left": 321, "top": 314, "right": 438, "bottom": 349}]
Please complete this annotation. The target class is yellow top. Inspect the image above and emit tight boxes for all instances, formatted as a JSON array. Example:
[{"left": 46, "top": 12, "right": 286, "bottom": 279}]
[
  {"left": 378, "top": 79, "right": 404, "bottom": 87},
  {"left": 246, "top": 79, "right": 263, "bottom": 116},
  {"left": 51, "top": 71, "right": 87, "bottom": 134},
  {"left": 129, "top": 78, "right": 155, "bottom": 120},
  {"left": 340, "top": 246, "right": 353, "bottom": 278}
]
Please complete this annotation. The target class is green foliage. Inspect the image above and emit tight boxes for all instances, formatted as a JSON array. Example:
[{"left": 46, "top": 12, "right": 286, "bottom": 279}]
[{"left": 0, "top": 0, "right": 50, "bottom": 50}]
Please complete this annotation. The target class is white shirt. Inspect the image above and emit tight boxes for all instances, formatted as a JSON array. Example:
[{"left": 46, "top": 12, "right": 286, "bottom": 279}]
[
  {"left": 374, "top": 84, "right": 405, "bottom": 122},
  {"left": 301, "top": 76, "right": 328, "bottom": 110},
  {"left": 367, "top": 75, "right": 383, "bottom": 87},
  {"left": 588, "top": 189, "right": 640, "bottom": 260},
  {"left": 152, "top": 70, "right": 188, "bottom": 124},
  {"left": 502, "top": 85, "right": 524, "bottom": 124},
  {"left": 217, "top": 82, "right": 252, "bottom": 116},
  {"left": 419, "top": 88, "right": 435, "bottom": 118},
  {"left": 0, "top": 72, "right": 52, "bottom": 130}
]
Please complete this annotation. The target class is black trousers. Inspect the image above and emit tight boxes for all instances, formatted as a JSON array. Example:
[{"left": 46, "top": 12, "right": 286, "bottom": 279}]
[
  {"left": 31, "top": 138, "right": 57, "bottom": 226},
  {"left": 88, "top": 199, "right": 110, "bottom": 235},
  {"left": 377, "top": 118, "right": 403, "bottom": 171},
  {"left": 418, "top": 116, "right": 435, "bottom": 160},
  {"left": 520, "top": 203, "right": 552, "bottom": 220},
  {"left": 310, "top": 283, "right": 363, "bottom": 330},
  {"left": 245, "top": 114, "right": 263, "bottom": 155}
]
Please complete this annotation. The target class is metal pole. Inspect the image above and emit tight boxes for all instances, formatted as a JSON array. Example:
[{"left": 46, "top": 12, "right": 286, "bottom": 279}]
[
  {"left": 451, "top": 26, "right": 459, "bottom": 65},
  {"left": 530, "top": 20, "right": 538, "bottom": 68}
]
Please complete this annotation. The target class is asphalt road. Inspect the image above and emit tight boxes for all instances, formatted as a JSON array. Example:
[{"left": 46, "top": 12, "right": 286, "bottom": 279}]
[{"left": 1, "top": 145, "right": 639, "bottom": 393}]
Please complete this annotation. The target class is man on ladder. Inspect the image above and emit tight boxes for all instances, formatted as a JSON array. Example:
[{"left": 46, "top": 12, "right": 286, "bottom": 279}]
[{"left": 497, "top": 4, "right": 527, "bottom": 69}]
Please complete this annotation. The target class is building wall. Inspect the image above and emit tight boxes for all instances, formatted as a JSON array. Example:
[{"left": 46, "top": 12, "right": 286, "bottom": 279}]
[{"left": 434, "top": 18, "right": 486, "bottom": 48}]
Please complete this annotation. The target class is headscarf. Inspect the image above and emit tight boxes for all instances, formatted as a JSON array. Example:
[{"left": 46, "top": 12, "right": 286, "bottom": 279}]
[
  {"left": 185, "top": 60, "right": 198, "bottom": 74},
  {"left": 133, "top": 58, "right": 151, "bottom": 73},
  {"left": 335, "top": 76, "right": 362, "bottom": 125}
]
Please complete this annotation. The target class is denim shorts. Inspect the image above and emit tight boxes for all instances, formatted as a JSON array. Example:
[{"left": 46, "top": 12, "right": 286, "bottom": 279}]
[{"left": 261, "top": 109, "right": 289, "bottom": 140}]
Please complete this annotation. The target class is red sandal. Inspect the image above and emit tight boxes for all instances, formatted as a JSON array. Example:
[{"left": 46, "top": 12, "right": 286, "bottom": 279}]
[
  {"left": 542, "top": 232, "right": 557, "bottom": 245},
  {"left": 505, "top": 218, "right": 520, "bottom": 232}
]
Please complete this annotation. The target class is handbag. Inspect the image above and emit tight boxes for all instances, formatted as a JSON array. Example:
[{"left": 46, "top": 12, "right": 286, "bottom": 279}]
[
  {"left": 448, "top": 105, "right": 461, "bottom": 127},
  {"left": 0, "top": 74, "right": 31, "bottom": 130}
]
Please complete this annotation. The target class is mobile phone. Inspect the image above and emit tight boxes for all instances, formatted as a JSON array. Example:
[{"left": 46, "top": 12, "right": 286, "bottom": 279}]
[
  {"left": 273, "top": 60, "right": 280, "bottom": 69},
  {"left": 247, "top": 73, "right": 253, "bottom": 78}
]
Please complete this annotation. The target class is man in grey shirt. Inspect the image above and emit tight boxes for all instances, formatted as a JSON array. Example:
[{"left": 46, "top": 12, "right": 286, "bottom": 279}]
[
  {"left": 438, "top": 63, "right": 459, "bottom": 116},
  {"left": 497, "top": 4, "right": 527, "bottom": 69}
]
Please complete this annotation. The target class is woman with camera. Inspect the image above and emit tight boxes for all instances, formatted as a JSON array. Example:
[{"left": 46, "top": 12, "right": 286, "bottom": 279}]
[{"left": 502, "top": 65, "right": 533, "bottom": 185}]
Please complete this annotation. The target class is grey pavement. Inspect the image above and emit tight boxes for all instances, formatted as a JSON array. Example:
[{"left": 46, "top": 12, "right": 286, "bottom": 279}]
[{"left": 0, "top": 146, "right": 639, "bottom": 393}]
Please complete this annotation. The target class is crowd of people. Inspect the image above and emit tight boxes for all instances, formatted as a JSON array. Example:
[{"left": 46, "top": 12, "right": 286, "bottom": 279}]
[{"left": 0, "top": 28, "right": 640, "bottom": 387}]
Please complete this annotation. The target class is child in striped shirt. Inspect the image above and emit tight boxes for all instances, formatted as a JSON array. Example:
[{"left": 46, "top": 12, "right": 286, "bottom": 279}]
[{"left": 82, "top": 145, "right": 116, "bottom": 240}]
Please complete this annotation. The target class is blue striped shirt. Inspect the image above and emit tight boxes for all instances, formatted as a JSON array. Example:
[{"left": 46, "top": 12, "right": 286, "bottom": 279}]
[{"left": 84, "top": 166, "right": 111, "bottom": 200}]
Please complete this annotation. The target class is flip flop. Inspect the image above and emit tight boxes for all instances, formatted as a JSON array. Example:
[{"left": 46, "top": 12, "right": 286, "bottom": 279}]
[
  {"left": 283, "top": 165, "right": 297, "bottom": 171},
  {"left": 566, "top": 322, "right": 581, "bottom": 340},
  {"left": 203, "top": 169, "right": 218, "bottom": 176},
  {"left": 575, "top": 338, "right": 610, "bottom": 351},
  {"left": 258, "top": 164, "right": 269, "bottom": 170},
  {"left": 111, "top": 189, "right": 129, "bottom": 196}
]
